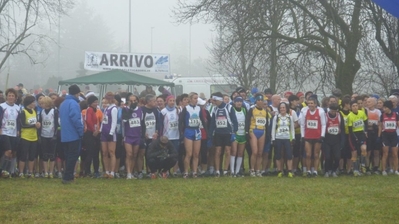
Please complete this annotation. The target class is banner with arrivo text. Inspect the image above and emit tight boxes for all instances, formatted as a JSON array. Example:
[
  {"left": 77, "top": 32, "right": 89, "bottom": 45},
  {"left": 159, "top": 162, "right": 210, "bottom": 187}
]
[{"left": 84, "top": 51, "right": 170, "bottom": 74}]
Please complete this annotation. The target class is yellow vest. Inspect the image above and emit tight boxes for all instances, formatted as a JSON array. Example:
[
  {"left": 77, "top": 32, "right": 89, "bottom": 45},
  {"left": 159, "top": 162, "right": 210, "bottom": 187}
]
[
  {"left": 21, "top": 109, "right": 38, "bottom": 141},
  {"left": 340, "top": 111, "right": 349, "bottom": 134},
  {"left": 250, "top": 107, "right": 268, "bottom": 131},
  {"left": 348, "top": 110, "right": 368, "bottom": 133}
]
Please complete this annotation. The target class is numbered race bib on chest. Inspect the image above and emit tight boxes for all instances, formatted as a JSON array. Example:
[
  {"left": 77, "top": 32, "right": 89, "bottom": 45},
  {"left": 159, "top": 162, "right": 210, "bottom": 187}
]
[
  {"left": 368, "top": 120, "right": 378, "bottom": 126},
  {"left": 129, "top": 118, "right": 140, "bottom": 128},
  {"left": 169, "top": 121, "right": 178, "bottom": 130},
  {"left": 145, "top": 119, "right": 156, "bottom": 128},
  {"left": 42, "top": 120, "right": 52, "bottom": 129},
  {"left": 327, "top": 126, "right": 339, "bottom": 135},
  {"left": 307, "top": 120, "right": 318, "bottom": 129},
  {"left": 238, "top": 122, "right": 245, "bottom": 130},
  {"left": 103, "top": 116, "right": 108, "bottom": 124},
  {"left": 255, "top": 117, "right": 266, "bottom": 127},
  {"left": 5, "top": 120, "right": 16, "bottom": 130},
  {"left": 344, "top": 117, "right": 348, "bottom": 126},
  {"left": 189, "top": 118, "right": 200, "bottom": 127},
  {"left": 28, "top": 117, "right": 37, "bottom": 125},
  {"left": 278, "top": 127, "right": 289, "bottom": 134},
  {"left": 353, "top": 120, "right": 363, "bottom": 129},
  {"left": 384, "top": 121, "right": 396, "bottom": 130},
  {"left": 216, "top": 117, "right": 228, "bottom": 128}
]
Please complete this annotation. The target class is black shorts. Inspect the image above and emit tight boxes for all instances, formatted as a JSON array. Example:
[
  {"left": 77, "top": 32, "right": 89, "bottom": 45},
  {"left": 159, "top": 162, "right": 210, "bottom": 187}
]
[
  {"left": 56, "top": 134, "right": 65, "bottom": 160},
  {"left": 382, "top": 132, "right": 398, "bottom": 148},
  {"left": 1, "top": 135, "right": 19, "bottom": 152},
  {"left": 115, "top": 134, "right": 124, "bottom": 159},
  {"left": 341, "top": 134, "right": 351, "bottom": 160},
  {"left": 304, "top": 139, "right": 322, "bottom": 145},
  {"left": 41, "top": 137, "right": 56, "bottom": 161},
  {"left": 349, "top": 132, "right": 366, "bottom": 152},
  {"left": 214, "top": 133, "right": 232, "bottom": 148},
  {"left": 18, "top": 139, "right": 37, "bottom": 162}
]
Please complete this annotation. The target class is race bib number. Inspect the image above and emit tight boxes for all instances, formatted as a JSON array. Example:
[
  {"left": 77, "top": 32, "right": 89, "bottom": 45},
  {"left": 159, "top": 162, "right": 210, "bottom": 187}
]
[
  {"left": 129, "top": 118, "right": 140, "bottom": 128},
  {"left": 169, "top": 121, "right": 178, "bottom": 130},
  {"left": 145, "top": 119, "right": 156, "bottom": 128},
  {"left": 28, "top": 117, "right": 37, "bottom": 125},
  {"left": 368, "top": 120, "right": 378, "bottom": 126},
  {"left": 216, "top": 118, "right": 228, "bottom": 128},
  {"left": 307, "top": 120, "right": 318, "bottom": 129},
  {"left": 278, "top": 127, "right": 289, "bottom": 134},
  {"left": 384, "top": 121, "right": 396, "bottom": 130},
  {"left": 42, "top": 120, "right": 52, "bottom": 129},
  {"left": 238, "top": 122, "right": 245, "bottom": 130},
  {"left": 102, "top": 116, "right": 108, "bottom": 125},
  {"left": 189, "top": 118, "right": 200, "bottom": 127},
  {"left": 327, "top": 126, "right": 339, "bottom": 135},
  {"left": 255, "top": 117, "right": 266, "bottom": 127},
  {"left": 5, "top": 120, "right": 16, "bottom": 130},
  {"left": 353, "top": 120, "right": 363, "bottom": 129},
  {"left": 344, "top": 117, "right": 348, "bottom": 126}
]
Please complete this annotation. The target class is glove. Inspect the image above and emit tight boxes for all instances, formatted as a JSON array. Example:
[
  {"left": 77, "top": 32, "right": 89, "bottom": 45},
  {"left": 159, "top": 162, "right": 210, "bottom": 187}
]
[
  {"left": 207, "top": 138, "right": 213, "bottom": 148},
  {"left": 376, "top": 137, "right": 381, "bottom": 144},
  {"left": 230, "top": 134, "right": 236, "bottom": 142},
  {"left": 319, "top": 137, "right": 325, "bottom": 143}
]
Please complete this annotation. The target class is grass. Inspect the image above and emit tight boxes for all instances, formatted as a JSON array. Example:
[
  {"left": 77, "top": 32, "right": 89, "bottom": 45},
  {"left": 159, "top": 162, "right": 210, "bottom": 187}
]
[{"left": 1, "top": 174, "right": 399, "bottom": 223}]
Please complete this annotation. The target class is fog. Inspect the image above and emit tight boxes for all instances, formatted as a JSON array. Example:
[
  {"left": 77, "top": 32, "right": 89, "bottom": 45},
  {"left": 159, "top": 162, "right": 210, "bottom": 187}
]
[{"left": 0, "top": 0, "right": 214, "bottom": 91}]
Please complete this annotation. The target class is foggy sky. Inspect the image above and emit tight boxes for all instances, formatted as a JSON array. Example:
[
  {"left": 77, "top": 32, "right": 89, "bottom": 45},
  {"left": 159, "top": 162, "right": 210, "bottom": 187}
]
[{"left": 89, "top": 0, "right": 213, "bottom": 61}]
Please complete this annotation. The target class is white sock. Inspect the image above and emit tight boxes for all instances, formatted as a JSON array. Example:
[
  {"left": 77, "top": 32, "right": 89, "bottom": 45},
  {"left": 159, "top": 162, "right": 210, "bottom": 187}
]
[
  {"left": 110, "top": 171, "right": 115, "bottom": 176},
  {"left": 230, "top": 156, "right": 236, "bottom": 174},
  {"left": 235, "top": 157, "right": 243, "bottom": 174},
  {"left": 10, "top": 158, "right": 16, "bottom": 173}
]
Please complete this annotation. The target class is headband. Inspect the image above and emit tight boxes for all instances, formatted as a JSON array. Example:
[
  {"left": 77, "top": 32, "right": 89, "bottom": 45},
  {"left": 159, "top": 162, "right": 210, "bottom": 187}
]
[{"left": 212, "top": 96, "right": 223, "bottom": 101}]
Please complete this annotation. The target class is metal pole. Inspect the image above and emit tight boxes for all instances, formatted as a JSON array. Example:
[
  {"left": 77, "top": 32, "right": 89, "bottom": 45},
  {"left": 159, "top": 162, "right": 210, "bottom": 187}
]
[
  {"left": 129, "top": 0, "right": 131, "bottom": 53},
  {"left": 151, "top": 27, "right": 154, "bottom": 53},
  {"left": 189, "top": 23, "right": 191, "bottom": 76},
  {"left": 58, "top": 2, "right": 61, "bottom": 78}
]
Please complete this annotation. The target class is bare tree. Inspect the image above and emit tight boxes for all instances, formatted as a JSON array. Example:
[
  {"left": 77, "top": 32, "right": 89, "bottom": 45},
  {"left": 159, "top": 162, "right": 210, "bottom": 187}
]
[{"left": 0, "top": 0, "right": 74, "bottom": 73}]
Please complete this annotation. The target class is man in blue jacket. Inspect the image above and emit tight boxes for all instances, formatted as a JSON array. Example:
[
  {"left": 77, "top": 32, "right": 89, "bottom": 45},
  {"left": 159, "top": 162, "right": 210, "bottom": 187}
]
[{"left": 59, "top": 85, "right": 84, "bottom": 184}]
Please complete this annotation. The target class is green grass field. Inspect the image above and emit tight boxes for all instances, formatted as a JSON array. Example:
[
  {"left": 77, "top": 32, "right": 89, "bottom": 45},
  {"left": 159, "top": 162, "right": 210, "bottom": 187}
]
[{"left": 1, "top": 175, "right": 399, "bottom": 223}]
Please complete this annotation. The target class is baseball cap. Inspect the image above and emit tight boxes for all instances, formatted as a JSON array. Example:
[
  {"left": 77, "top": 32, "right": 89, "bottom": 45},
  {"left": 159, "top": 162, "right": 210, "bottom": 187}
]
[{"left": 197, "top": 98, "right": 206, "bottom": 106}]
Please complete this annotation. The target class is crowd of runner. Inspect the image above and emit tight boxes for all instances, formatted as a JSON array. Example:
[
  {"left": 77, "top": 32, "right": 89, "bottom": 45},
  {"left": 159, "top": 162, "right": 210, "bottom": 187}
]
[{"left": 1, "top": 83, "right": 399, "bottom": 180}]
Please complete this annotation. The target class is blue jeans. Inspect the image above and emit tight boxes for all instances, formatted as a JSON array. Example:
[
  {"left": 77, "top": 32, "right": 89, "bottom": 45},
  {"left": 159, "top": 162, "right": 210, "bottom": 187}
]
[{"left": 62, "top": 140, "right": 81, "bottom": 181}]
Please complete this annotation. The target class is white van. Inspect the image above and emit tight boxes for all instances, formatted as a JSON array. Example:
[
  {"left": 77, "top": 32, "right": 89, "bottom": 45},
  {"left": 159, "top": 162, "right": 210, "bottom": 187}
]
[{"left": 165, "top": 76, "right": 238, "bottom": 98}]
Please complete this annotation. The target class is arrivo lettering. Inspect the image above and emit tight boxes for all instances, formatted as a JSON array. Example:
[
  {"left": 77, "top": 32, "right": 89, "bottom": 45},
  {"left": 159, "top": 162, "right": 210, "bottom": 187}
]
[{"left": 100, "top": 54, "right": 153, "bottom": 68}]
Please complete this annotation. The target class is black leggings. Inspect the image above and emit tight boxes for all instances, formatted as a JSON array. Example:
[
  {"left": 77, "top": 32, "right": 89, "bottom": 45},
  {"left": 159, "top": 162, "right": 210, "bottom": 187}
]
[
  {"left": 200, "top": 139, "right": 208, "bottom": 165},
  {"left": 148, "top": 157, "right": 177, "bottom": 173},
  {"left": 41, "top": 137, "right": 56, "bottom": 161},
  {"left": 83, "top": 132, "right": 101, "bottom": 174},
  {"left": 324, "top": 143, "right": 340, "bottom": 172},
  {"left": 19, "top": 139, "right": 37, "bottom": 162}
]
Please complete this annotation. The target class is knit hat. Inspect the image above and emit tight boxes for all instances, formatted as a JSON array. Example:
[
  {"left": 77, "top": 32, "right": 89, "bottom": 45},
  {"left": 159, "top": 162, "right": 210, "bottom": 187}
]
[
  {"left": 87, "top": 95, "right": 98, "bottom": 106},
  {"left": 384, "top": 100, "right": 393, "bottom": 110},
  {"left": 296, "top": 92, "right": 304, "bottom": 97},
  {"left": 23, "top": 95, "right": 36, "bottom": 107},
  {"left": 68, "top": 85, "right": 81, "bottom": 95},
  {"left": 251, "top": 87, "right": 259, "bottom": 95},
  {"left": 35, "top": 93, "right": 45, "bottom": 101}
]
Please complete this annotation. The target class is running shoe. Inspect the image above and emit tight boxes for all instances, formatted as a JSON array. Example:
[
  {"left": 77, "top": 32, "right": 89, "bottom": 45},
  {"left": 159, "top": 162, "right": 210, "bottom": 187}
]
[
  {"left": 382, "top": 171, "right": 388, "bottom": 176},
  {"left": 232, "top": 174, "right": 237, "bottom": 178},
  {"left": 57, "top": 172, "right": 63, "bottom": 179},
  {"left": 250, "top": 171, "right": 256, "bottom": 177},
  {"left": 353, "top": 170, "right": 361, "bottom": 177},
  {"left": 49, "top": 173, "right": 54, "bottom": 179},
  {"left": 115, "top": 173, "right": 120, "bottom": 179},
  {"left": 395, "top": 171, "right": 399, "bottom": 176},
  {"left": 183, "top": 173, "right": 188, "bottom": 179},
  {"left": 373, "top": 170, "right": 380, "bottom": 175},
  {"left": 287, "top": 172, "right": 294, "bottom": 178},
  {"left": 256, "top": 171, "right": 262, "bottom": 177},
  {"left": 44, "top": 173, "right": 49, "bottom": 178},
  {"left": 324, "top": 172, "right": 329, "bottom": 178},
  {"left": 1, "top": 170, "right": 10, "bottom": 178},
  {"left": 389, "top": 169, "right": 394, "bottom": 174},
  {"left": 19, "top": 172, "right": 24, "bottom": 178},
  {"left": 277, "top": 172, "right": 283, "bottom": 178},
  {"left": 127, "top": 173, "right": 133, "bottom": 180},
  {"left": 27, "top": 173, "right": 32, "bottom": 178},
  {"left": 312, "top": 172, "right": 318, "bottom": 177},
  {"left": 306, "top": 171, "right": 312, "bottom": 177},
  {"left": 35, "top": 173, "right": 40, "bottom": 178},
  {"left": 138, "top": 172, "right": 143, "bottom": 179},
  {"left": 361, "top": 166, "right": 366, "bottom": 174},
  {"left": 40, "top": 172, "right": 45, "bottom": 178},
  {"left": 332, "top": 172, "right": 338, "bottom": 178},
  {"left": 172, "top": 172, "right": 178, "bottom": 178},
  {"left": 150, "top": 173, "right": 157, "bottom": 179},
  {"left": 215, "top": 172, "right": 220, "bottom": 178}
]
